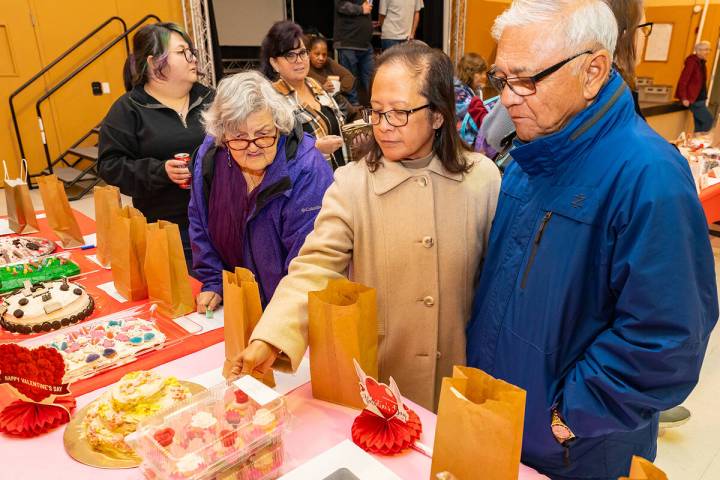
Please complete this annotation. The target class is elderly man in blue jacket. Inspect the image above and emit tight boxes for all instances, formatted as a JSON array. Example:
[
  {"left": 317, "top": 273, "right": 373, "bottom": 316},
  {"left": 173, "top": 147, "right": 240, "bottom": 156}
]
[{"left": 466, "top": 1, "right": 719, "bottom": 479}]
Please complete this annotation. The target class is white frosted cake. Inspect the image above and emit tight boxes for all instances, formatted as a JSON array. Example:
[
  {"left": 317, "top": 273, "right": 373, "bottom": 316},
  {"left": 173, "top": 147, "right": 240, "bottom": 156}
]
[{"left": 0, "top": 279, "right": 93, "bottom": 334}]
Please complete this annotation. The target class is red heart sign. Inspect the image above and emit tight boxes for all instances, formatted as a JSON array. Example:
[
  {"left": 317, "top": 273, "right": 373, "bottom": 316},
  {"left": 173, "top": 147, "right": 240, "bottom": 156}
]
[
  {"left": 0, "top": 344, "right": 67, "bottom": 402},
  {"left": 364, "top": 377, "right": 399, "bottom": 419}
]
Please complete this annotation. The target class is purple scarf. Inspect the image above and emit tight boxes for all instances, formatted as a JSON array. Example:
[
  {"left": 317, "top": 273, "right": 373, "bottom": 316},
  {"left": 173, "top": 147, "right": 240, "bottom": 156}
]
[{"left": 208, "top": 148, "right": 260, "bottom": 269}]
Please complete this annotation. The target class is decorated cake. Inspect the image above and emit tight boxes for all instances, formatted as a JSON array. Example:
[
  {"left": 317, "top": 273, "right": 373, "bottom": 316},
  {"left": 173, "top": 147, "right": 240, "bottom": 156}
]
[
  {"left": 126, "top": 378, "right": 288, "bottom": 480},
  {"left": 0, "top": 236, "right": 55, "bottom": 266},
  {"left": 46, "top": 317, "right": 166, "bottom": 382},
  {"left": 0, "top": 256, "right": 80, "bottom": 293},
  {"left": 81, "top": 371, "right": 191, "bottom": 458},
  {"left": 0, "top": 279, "right": 94, "bottom": 334}
]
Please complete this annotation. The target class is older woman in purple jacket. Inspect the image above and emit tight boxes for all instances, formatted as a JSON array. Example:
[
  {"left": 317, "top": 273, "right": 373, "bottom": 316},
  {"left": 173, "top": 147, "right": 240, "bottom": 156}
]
[{"left": 189, "top": 71, "right": 333, "bottom": 313}]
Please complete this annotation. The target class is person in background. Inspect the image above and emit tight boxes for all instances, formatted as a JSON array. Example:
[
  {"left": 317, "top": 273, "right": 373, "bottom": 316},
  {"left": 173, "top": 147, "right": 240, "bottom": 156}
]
[
  {"left": 453, "top": 53, "right": 490, "bottom": 147},
  {"left": 307, "top": 36, "right": 356, "bottom": 100},
  {"left": 467, "top": 1, "right": 718, "bottom": 478},
  {"left": 677, "top": 41, "right": 714, "bottom": 133},
  {"left": 261, "top": 21, "right": 347, "bottom": 170},
  {"left": 378, "top": 0, "right": 424, "bottom": 51},
  {"left": 235, "top": 42, "right": 500, "bottom": 412},
  {"left": 188, "top": 71, "right": 332, "bottom": 312},
  {"left": 334, "top": 0, "right": 374, "bottom": 105},
  {"left": 98, "top": 22, "right": 213, "bottom": 270}
]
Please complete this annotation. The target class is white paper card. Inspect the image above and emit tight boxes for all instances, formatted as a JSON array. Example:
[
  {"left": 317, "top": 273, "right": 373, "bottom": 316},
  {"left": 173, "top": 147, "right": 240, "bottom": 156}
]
[
  {"left": 96, "top": 280, "right": 129, "bottom": 303},
  {"left": 274, "top": 356, "right": 311, "bottom": 396},
  {"left": 233, "top": 375, "right": 281, "bottom": 406},
  {"left": 36, "top": 213, "right": 46, "bottom": 219},
  {"left": 190, "top": 367, "right": 226, "bottom": 389},
  {"left": 180, "top": 307, "right": 225, "bottom": 334},
  {"left": 0, "top": 219, "right": 14, "bottom": 236},
  {"left": 85, "top": 254, "right": 111, "bottom": 269},
  {"left": 279, "top": 440, "right": 402, "bottom": 480}
]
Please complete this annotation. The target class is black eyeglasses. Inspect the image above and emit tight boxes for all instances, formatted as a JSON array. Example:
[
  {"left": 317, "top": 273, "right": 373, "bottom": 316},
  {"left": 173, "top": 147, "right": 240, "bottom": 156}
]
[
  {"left": 363, "top": 104, "right": 431, "bottom": 127},
  {"left": 176, "top": 47, "right": 198, "bottom": 63},
  {"left": 637, "top": 22, "right": 653, "bottom": 38},
  {"left": 487, "top": 50, "right": 593, "bottom": 97},
  {"left": 282, "top": 49, "right": 309, "bottom": 63},
  {"left": 224, "top": 134, "right": 278, "bottom": 151}
]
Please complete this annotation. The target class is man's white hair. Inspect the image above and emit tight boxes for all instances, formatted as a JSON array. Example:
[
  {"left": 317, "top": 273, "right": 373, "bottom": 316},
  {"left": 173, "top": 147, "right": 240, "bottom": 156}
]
[
  {"left": 492, "top": 0, "right": 618, "bottom": 61},
  {"left": 695, "top": 41, "right": 711, "bottom": 51},
  {"left": 203, "top": 70, "right": 295, "bottom": 146}
]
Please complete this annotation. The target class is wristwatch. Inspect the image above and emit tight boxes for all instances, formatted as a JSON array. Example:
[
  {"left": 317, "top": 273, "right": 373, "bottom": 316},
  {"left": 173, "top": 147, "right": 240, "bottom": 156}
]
[{"left": 551, "top": 408, "right": 576, "bottom": 444}]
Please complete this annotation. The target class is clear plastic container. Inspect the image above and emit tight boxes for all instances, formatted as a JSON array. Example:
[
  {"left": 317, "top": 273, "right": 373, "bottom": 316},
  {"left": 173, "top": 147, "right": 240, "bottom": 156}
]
[{"left": 126, "top": 379, "right": 288, "bottom": 480}]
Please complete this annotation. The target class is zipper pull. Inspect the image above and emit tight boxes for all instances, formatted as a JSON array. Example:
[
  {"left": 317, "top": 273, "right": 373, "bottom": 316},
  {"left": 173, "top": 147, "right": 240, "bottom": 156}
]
[{"left": 535, "top": 212, "right": 553, "bottom": 244}]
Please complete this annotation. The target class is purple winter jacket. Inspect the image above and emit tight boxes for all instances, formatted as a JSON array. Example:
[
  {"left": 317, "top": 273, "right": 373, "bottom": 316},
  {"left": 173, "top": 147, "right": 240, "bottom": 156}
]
[{"left": 188, "top": 126, "right": 333, "bottom": 305}]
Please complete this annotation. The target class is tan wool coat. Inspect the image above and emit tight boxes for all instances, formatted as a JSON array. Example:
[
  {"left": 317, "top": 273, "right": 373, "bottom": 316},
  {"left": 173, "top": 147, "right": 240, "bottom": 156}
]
[{"left": 251, "top": 152, "right": 501, "bottom": 410}]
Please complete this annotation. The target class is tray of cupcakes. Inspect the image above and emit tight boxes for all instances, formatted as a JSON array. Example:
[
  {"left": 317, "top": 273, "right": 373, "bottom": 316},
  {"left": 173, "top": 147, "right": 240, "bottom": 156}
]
[{"left": 126, "top": 376, "right": 290, "bottom": 480}]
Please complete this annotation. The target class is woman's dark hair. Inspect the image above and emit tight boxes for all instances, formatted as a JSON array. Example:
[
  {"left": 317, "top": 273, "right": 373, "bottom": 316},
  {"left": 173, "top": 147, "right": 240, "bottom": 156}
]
[
  {"left": 124, "top": 22, "right": 194, "bottom": 88},
  {"left": 366, "top": 42, "right": 471, "bottom": 174},
  {"left": 260, "top": 20, "right": 305, "bottom": 81},
  {"left": 603, "top": 0, "right": 643, "bottom": 89}
]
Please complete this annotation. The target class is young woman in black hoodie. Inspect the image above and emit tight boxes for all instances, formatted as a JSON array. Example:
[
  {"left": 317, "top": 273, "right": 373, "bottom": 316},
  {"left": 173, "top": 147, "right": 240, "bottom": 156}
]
[{"left": 98, "top": 22, "right": 213, "bottom": 269}]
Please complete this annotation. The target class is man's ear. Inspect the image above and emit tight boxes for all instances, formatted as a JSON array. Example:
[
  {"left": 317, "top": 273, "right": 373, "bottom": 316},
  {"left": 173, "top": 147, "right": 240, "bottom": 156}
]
[{"left": 583, "top": 50, "right": 612, "bottom": 101}]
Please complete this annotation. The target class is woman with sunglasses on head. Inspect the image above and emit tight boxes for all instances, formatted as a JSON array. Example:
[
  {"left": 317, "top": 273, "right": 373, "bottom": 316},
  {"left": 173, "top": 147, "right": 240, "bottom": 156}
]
[
  {"left": 188, "top": 71, "right": 333, "bottom": 314},
  {"left": 98, "top": 22, "right": 213, "bottom": 269},
  {"left": 261, "top": 21, "right": 347, "bottom": 170},
  {"left": 235, "top": 42, "right": 501, "bottom": 411}
]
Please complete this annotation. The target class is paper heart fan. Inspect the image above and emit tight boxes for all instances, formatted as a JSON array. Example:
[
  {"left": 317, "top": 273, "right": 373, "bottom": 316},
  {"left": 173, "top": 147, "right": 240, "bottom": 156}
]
[
  {"left": 0, "top": 396, "right": 76, "bottom": 437},
  {"left": 350, "top": 359, "right": 422, "bottom": 455}
]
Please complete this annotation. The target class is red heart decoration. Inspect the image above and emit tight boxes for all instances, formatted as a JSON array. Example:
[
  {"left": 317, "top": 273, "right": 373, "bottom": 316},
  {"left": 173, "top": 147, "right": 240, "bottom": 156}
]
[
  {"left": 0, "top": 344, "right": 67, "bottom": 402},
  {"left": 153, "top": 427, "right": 175, "bottom": 447},
  {"left": 364, "top": 377, "right": 399, "bottom": 419}
]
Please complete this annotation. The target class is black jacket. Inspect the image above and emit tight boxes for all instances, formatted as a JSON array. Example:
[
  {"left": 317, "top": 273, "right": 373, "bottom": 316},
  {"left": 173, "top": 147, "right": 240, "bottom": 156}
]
[
  {"left": 334, "top": 0, "right": 373, "bottom": 50},
  {"left": 98, "top": 83, "right": 214, "bottom": 228}
]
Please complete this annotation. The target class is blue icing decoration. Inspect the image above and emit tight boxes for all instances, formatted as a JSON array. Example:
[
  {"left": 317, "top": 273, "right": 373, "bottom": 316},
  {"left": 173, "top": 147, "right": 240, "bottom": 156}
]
[
  {"left": 129, "top": 336, "right": 143, "bottom": 345},
  {"left": 102, "top": 348, "right": 117, "bottom": 358},
  {"left": 85, "top": 353, "right": 100, "bottom": 363},
  {"left": 143, "top": 332, "right": 155, "bottom": 342},
  {"left": 60, "top": 341, "right": 67, "bottom": 351},
  {"left": 108, "top": 320, "right": 122, "bottom": 327}
]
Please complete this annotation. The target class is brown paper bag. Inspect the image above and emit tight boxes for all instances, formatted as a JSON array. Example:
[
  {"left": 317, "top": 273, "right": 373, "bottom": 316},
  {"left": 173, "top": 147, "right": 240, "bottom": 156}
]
[
  {"left": 222, "top": 267, "right": 275, "bottom": 387},
  {"left": 618, "top": 456, "right": 668, "bottom": 480},
  {"left": 3, "top": 160, "right": 39, "bottom": 234},
  {"left": 430, "top": 366, "right": 527, "bottom": 480},
  {"left": 93, "top": 185, "right": 121, "bottom": 268},
  {"left": 307, "top": 278, "right": 378, "bottom": 409},
  {"left": 144, "top": 221, "right": 194, "bottom": 318},
  {"left": 111, "top": 206, "right": 148, "bottom": 301},
  {"left": 36, "top": 174, "right": 84, "bottom": 248}
]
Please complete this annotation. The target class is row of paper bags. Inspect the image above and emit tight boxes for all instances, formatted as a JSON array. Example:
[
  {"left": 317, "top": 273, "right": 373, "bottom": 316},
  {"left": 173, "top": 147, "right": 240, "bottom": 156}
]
[{"left": 94, "top": 185, "right": 194, "bottom": 318}]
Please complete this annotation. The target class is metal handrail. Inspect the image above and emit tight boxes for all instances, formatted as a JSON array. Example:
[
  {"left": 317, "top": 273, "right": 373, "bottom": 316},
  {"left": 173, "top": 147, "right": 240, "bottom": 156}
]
[
  {"left": 9, "top": 16, "right": 129, "bottom": 180},
  {"left": 33, "top": 14, "right": 161, "bottom": 180}
]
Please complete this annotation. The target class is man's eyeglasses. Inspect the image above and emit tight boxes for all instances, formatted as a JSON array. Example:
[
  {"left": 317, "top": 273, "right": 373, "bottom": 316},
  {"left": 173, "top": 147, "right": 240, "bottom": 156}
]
[
  {"left": 224, "top": 134, "right": 278, "bottom": 151},
  {"left": 176, "top": 47, "right": 198, "bottom": 63},
  {"left": 487, "top": 50, "right": 593, "bottom": 97},
  {"left": 282, "top": 49, "right": 309, "bottom": 63},
  {"left": 637, "top": 22, "right": 653, "bottom": 38},
  {"left": 363, "top": 104, "right": 431, "bottom": 127}
]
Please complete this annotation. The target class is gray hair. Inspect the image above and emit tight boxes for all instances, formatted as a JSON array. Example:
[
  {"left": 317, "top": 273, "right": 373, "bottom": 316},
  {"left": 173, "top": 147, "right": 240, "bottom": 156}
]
[
  {"left": 202, "top": 70, "right": 295, "bottom": 146},
  {"left": 696, "top": 41, "right": 711, "bottom": 52},
  {"left": 492, "top": 0, "right": 618, "bottom": 61}
]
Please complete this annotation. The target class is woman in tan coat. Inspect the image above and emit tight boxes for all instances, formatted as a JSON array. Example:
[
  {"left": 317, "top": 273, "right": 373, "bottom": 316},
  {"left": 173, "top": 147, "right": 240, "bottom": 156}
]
[{"left": 236, "top": 42, "right": 501, "bottom": 411}]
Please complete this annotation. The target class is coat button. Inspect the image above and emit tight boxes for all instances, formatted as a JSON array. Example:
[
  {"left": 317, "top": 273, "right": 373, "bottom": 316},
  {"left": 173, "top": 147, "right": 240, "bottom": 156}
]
[
  {"left": 436, "top": 351, "right": 442, "bottom": 359},
  {"left": 422, "top": 236, "right": 434, "bottom": 248},
  {"left": 423, "top": 296, "right": 435, "bottom": 307},
  {"left": 417, "top": 176, "right": 428, "bottom": 187}
]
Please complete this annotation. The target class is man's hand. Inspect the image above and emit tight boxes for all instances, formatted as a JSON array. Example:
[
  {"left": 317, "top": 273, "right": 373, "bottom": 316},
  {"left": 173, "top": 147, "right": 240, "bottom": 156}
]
[
  {"left": 323, "top": 79, "right": 336, "bottom": 93},
  {"left": 231, "top": 340, "right": 280, "bottom": 378},
  {"left": 682, "top": 99, "right": 691, "bottom": 107},
  {"left": 362, "top": 1, "right": 372, "bottom": 15},
  {"left": 196, "top": 291, "right": 222, "bottom": 314},
  {"left": 315, "top": 135, "right": 344, "bottom": 155},
  {"left": 165, "top": 159, "right": 191, "bottom": 185}
]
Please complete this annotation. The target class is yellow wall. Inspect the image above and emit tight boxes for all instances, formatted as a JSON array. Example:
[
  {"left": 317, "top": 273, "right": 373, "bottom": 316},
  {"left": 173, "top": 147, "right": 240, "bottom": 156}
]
[
  {"left": 1, "top": 0, "right": 183, "bottom": 182},
  {"left": 464, "top": 0, "right": 508, "bottom": 66}
]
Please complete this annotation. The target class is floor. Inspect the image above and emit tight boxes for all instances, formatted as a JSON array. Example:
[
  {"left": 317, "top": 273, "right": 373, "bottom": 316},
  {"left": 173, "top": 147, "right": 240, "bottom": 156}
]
[{"left": 2, "top": 189, "right": 720, "bottom": 478}]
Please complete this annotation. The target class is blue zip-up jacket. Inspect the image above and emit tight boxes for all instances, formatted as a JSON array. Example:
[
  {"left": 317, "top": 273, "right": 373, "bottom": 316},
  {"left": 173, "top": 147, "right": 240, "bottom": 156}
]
[
  {"left": 188, "top": 127, "right": 333, "bottom": 305},
  {"left": 467, "top": 71, "right": 718, "bottom": 480}
]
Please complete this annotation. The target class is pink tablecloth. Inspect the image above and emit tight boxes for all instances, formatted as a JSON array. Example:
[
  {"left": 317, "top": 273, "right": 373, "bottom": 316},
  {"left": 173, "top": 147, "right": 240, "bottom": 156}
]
[{"left": 0, "top": 343, "right": 547, "bottom": 479}]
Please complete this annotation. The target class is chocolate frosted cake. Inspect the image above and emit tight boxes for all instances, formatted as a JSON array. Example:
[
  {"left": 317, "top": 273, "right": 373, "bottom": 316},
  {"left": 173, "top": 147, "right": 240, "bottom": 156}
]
[{"left": 0, "top": 279, "right": 94, "bottom": 334}]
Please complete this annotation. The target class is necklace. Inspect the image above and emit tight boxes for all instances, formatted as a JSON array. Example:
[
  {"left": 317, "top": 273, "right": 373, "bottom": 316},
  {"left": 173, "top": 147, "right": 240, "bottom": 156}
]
[{"left": 242, "top": 170, "right": 265, "bottom": 193}]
